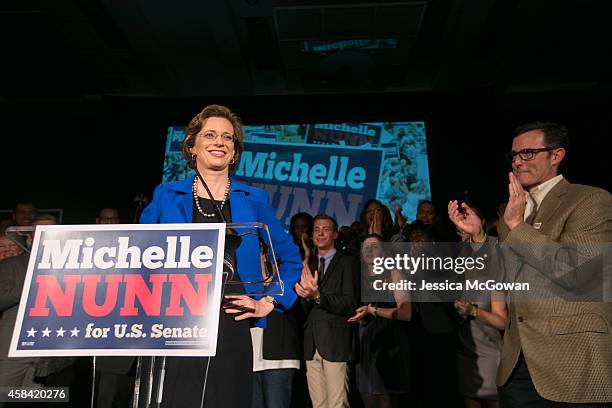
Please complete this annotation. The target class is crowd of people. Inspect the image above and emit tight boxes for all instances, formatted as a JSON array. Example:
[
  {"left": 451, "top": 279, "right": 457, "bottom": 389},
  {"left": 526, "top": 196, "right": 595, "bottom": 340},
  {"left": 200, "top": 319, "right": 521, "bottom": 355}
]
[{"left": 0, "top": 106, "right": 610, "bottom": 408}]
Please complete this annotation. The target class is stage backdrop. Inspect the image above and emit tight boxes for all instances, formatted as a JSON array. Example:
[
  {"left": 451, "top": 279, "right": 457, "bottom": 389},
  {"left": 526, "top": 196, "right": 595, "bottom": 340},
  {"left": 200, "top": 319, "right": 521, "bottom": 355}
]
[{"left": 162, "top": 122, "right": 431, "bottom": 228}]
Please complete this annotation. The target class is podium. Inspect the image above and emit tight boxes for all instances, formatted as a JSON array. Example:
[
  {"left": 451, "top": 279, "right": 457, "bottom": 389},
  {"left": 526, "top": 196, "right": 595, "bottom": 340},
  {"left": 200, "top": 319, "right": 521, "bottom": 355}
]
[{"left": 4, "top": 222, "right": 285, "bottom": 408}]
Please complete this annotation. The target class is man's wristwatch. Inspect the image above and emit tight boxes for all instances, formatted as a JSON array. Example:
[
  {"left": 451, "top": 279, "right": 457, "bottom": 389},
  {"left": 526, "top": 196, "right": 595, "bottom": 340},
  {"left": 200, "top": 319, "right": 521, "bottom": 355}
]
[{"left": 314, "top": 292, "right": 321, "bottom": 304}]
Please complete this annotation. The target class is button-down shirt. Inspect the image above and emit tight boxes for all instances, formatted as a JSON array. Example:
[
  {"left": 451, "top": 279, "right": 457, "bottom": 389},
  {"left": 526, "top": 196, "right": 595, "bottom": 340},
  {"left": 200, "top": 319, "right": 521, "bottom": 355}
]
[
  {"left": 524, "top": 174, "right": 564, "bottom": 221},
  {"left": 317, "top": 248, "right": 336, "bottom": 276}
]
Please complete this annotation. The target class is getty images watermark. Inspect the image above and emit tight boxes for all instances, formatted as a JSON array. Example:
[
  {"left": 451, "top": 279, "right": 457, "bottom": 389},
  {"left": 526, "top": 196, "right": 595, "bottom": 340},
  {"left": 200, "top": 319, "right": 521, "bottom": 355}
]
[{"left": 360, "top": 242, "right": 612, "bottom": 303}]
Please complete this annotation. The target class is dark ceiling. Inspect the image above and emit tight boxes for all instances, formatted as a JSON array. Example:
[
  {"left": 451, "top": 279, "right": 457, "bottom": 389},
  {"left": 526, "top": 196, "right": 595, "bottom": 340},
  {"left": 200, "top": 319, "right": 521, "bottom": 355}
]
[{"left": 1, "top": 0, "right": 610, "bottom": 99}]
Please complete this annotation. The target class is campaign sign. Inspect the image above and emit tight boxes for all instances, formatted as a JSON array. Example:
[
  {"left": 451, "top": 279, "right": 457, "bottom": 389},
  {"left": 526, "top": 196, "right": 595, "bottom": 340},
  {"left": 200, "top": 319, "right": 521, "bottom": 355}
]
[
  {"left": 9, "top": 224, "right": 226, "bottom": 357},
  {"left": 235, "top": 141, "right": 384, "bottom": 226}
]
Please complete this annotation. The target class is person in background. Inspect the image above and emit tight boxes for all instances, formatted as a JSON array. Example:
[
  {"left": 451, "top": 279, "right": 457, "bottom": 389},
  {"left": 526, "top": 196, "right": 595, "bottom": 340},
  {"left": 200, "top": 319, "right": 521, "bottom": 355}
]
[
  {"left": 95, "top": 207, "right": 120, "bottom": 224},
  {"left": 0, "top": 235, "right": 22, "bottom": 261},
  {"left": 6, "top": 202, "right": 38, "bottom": 251},
  {"left": 295, "top": 214, "right": 359, "bottom": 408},
  {"left": 0, "top": 214, "right": 72, "bottom": 389},
  {"left": 289, "top": 212, "right": 314, "bottom": 261},
  {"left": 12, "top": 202, "right": 37, "bottom": 227},
  {"left": 349, "top": 233, "right": 412, "bottom": 408},
  {"left": 451, "top": 205, "right": 506, "bottom": 408},
  {"left": 404, "top": 221, "right": 457, "bottom": 408},
  {"left": 359, "top": 200, "right": 395, "bottom": 241},
  {"left": 251, "top": 213, "right": 308, "bottom": 408}
]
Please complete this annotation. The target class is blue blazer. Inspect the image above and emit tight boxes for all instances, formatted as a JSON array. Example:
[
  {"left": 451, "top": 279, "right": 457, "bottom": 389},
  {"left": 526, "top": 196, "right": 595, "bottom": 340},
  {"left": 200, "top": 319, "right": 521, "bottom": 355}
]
[{"left": 140, "top": 176, "right": 301, "bottom": 327}]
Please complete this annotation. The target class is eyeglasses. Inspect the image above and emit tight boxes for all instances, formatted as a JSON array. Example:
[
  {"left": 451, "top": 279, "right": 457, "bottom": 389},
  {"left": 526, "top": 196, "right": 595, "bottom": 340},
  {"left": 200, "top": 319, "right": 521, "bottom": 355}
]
[
  {"left": 505, "top": 147, "right": 558, "bottom": 162},
  {"left": 199, "top": 131, "right": 235, "bottom": 144}
]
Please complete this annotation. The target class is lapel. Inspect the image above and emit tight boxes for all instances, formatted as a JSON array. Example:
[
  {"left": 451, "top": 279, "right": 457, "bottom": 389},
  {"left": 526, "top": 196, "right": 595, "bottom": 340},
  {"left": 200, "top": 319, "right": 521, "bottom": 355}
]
[
  {"left": 320, "top": 252, "right": 340, "bottom": 287},
  {"left": 229, "top": 179, "right": 257, "bottom": 223},
  {"left": 498, "top": 178, "right": 569, "bottom": 240},
  {"left": 170, "top": 176, "right": 194, "bottom": 222},
  {"left": 506, "top": 178, "right": 569, "bottom": 285},
  {"left": 531, "top": 178, "right": 569, "bottom": 231}
]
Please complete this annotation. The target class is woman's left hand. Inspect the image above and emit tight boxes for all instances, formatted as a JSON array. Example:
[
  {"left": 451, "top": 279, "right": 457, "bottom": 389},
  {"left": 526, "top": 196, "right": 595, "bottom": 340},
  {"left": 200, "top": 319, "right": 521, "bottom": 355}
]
[
  {"left": 454, "top": 300, "right": 473, "bottom": 319},
  {"left": 347, "top": 305, "right": 369, "bottom": 323},
  {"left": 347, "top": 304, "right": 375, "bottom": 323},
  {"left": 223, "top": 295, "right": 274, "bottom": 321}
]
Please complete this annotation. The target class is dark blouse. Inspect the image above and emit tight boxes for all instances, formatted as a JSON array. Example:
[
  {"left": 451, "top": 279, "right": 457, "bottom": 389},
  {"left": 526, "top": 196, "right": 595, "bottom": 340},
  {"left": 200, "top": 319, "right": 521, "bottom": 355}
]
[{"left": 160, "top": 196, "right": 252, "bottom": 408}]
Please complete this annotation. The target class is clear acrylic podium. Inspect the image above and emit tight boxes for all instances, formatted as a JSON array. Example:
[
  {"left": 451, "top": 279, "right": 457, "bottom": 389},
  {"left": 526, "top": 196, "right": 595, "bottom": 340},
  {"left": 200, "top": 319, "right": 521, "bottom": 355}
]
[{"left": 5, "top": 222, "right": 285, "bottom": 408}]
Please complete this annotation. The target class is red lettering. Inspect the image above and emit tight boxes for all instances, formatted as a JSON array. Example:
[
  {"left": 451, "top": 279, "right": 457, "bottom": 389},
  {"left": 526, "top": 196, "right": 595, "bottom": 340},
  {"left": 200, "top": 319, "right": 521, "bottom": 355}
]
[
  {"left": 29, "top": 275, "right": 82, "bottom": 316},
  {"left": 165, "top": 274, "right": 212, "bottom": 316},
  {"left": 120, "top": 274, "right": 168, "bottom": 316},
  {"left": 28, "top": 273, "right": 212, "bottom": 317},
  {"left": 82, "top": 274, "right": 123, "bottom": 317}
]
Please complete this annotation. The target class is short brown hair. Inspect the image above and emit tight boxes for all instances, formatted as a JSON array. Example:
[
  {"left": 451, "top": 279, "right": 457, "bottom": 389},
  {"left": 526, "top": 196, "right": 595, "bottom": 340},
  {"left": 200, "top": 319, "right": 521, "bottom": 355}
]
[
  {"left": 313, "top": 214, "right": 338, "bottom": 231},
  {"left": 181, "top": 104, "right": 245, "bottom": 173}
]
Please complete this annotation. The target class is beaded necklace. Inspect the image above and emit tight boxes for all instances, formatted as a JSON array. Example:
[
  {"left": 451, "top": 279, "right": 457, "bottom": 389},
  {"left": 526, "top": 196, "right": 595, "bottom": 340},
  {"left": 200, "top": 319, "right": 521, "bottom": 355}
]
[{"left": 192, "top": 177, "right": 231, "bottom": 218}]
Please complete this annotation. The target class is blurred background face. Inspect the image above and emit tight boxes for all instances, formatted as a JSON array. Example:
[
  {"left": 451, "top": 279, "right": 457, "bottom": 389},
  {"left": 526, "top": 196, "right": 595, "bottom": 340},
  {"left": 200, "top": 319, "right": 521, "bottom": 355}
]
[
  {"left": 292, "top": 217, "right": 310, "bottom": 240},
  {"left": 97, "top": 208, "right": 120, "bottom": 224},
  {"left": 362, "top": 237, "right": 383, "bottom": 265},
  {"left": 35, "top": 219, "right": 56, "bottom": 226},
  {"left": 364, "top": 202, "right": 382, "bottom": 226},
  {"left": 313, "top": 218, "right": 337, "bottom": 251},
  {"left": 416, "top": 202, "right": 436, "bottom": 225},
  {"left": 408, "top": 229, "right": 434, "bottom": 256},
  {"left": 13, "top": 204, "right": 37, "bottom": 226},
  {"left": 0, "top": 236, "right": 22, "bottom": 260}
]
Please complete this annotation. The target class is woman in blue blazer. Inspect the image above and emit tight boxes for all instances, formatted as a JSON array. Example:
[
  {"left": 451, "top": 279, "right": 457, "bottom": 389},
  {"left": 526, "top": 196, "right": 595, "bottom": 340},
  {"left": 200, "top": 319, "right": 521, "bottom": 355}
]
[{"left": 140, "top": 104, "right": 301, "bottom": 408}]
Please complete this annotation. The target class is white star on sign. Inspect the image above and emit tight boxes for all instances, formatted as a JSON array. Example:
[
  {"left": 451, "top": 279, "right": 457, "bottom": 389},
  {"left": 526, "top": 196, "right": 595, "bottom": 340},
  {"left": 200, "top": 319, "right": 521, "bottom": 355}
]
[
  {"left": 70, "top": 327, "right": 80, "bottom": 337},
  {"left": 27, "top": 328, "right": 37, "bottom": 337},
  {"left": 41, "top": 327, "right": 51, "bottom": 337},
  {"left": 56, "top": 327, "right": 66, "bottom": 337}
]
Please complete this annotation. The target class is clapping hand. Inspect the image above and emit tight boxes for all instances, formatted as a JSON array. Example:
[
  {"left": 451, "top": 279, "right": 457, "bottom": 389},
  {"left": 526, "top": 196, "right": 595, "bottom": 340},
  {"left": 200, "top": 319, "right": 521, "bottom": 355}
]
[
  {"left": 395, "top": 208, "right": 407, "bottom": 229},
  {"left": 369, "top": 209, "right": 383, "bottom": 235},
  {"left": 503, "top": 172, "right": 526, "bottom": 230},
  {"left": 294, "top": 263, "right": 319, "bottom": 300},
  {"left": 300, "top": 233, "right": 311, "bottom": 262},
  {"left": 447, "top": 201, "right": 485, "bottom": 242}
]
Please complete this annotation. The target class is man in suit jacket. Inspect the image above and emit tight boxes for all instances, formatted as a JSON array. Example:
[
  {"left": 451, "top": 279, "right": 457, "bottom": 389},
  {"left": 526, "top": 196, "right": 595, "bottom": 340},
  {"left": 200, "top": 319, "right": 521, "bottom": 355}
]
[
  {"left": 0, "top": 253, "right": 39, "bottom": 387},
  {"left": 295, "top": 214, "right": 359, "bottom": 408},
  {"left": 449, "top": 122, "right": 612, "bottom": 406},
  {"left": 0, "top": 215, "right": 75, "bottom": 388}
]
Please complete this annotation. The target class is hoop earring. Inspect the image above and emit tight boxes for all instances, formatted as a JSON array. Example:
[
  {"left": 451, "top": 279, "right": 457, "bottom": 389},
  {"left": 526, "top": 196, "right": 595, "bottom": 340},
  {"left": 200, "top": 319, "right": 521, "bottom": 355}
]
[
  {"left": 229, "top": 155, "right": 237, "bottom": 165},
  {"left": 191, "top": 154, "right": 197, "bottom": 162}
]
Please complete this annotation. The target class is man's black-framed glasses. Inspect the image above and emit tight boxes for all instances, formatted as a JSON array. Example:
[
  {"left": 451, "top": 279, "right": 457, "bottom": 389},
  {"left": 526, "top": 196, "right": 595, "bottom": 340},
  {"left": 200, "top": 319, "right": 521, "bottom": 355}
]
[{"left": 505, "top": 147, "right": 558, "bottom": 162}]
